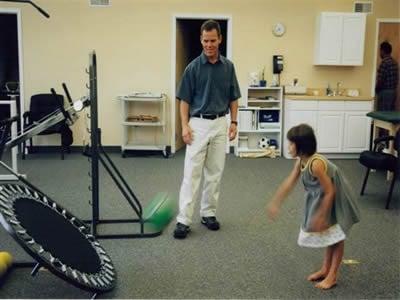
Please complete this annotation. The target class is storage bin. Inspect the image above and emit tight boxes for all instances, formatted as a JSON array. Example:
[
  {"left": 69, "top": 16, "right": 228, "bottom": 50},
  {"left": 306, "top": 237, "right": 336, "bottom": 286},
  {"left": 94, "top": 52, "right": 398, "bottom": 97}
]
[{"left": 259, "top": 110, "right": 279, "bottom": 123}]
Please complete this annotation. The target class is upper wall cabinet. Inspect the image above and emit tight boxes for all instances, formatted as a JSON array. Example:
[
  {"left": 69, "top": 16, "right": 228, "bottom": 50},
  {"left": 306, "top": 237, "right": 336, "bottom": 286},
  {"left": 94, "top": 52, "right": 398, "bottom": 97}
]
[{"left": 314, "top": 12, "right": 367, "bottom": 66}]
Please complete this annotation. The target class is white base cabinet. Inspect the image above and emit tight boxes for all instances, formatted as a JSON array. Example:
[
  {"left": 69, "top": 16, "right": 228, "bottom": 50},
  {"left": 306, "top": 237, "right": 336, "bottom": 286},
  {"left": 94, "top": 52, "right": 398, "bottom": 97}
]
[
  {"left": 284, "top": 99, "right": 373, "bottom": 158},
  {"left": 317, "top": 111, "right": 344, "bottom": 152},
  {"left": 343, "top": 112, "right": 372, "bottom": 152}
]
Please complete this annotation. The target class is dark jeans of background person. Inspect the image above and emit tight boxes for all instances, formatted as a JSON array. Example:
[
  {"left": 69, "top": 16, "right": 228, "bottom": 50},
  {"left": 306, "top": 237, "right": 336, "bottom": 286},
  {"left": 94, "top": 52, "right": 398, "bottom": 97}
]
[{"left": 377, "top": 89, "right": 396, "bottom": 111}]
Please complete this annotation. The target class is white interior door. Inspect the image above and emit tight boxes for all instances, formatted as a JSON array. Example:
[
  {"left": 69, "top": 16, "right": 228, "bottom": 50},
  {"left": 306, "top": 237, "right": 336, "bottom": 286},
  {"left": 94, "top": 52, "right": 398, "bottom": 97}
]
[{"left": 172, "top": 15, "right": 232, "bottom": 154}]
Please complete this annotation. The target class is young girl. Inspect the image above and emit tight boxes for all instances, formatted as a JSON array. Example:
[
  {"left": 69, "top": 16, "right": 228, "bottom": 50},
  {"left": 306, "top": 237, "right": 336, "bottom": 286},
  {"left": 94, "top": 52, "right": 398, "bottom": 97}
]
[{"left": 267, "top": 123, "right": 360, "bottom": 290}]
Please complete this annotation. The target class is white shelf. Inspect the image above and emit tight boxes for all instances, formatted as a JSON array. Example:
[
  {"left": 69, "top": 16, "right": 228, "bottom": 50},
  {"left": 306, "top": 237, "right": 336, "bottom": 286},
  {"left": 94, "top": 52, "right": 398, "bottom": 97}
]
[
  {"left": 239, "top": 128, "right": 280, "bottom": 133},
  {"left": 248, "top": 100, "right": 280, "bottom": 103},
  {"left": 237, "top": 148, "right": 281, "bottom": 155},
  {"left": 235, "top": 87, "right": 283, "bottom": 157},
  {"left": 240, "top": 105, "right": 280, "bottom": 110},
  {"left": 117, "top": 96, "right": 166, "bottom": 102},
  {"left": 122, "top": 144, "right": 166, "bottom": 151},
  {"left": 117, "top": 94, "right": 168, "bottom": 157},
  {"left": 122, "top": 121, "right": 165, "bottom": 126},
  {"left": 237, "top": 147, "right": 267, "bottom": 152},
  {"left": 248, "top": 86, "right": 282, "bottom": 90}
]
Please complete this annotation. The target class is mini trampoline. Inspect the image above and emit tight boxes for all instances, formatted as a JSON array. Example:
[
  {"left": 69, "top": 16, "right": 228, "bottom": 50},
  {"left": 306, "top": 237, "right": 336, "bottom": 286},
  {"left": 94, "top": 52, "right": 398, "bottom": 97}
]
[{"left": 0, "top": 183, "right": 116, "bottom": 294}]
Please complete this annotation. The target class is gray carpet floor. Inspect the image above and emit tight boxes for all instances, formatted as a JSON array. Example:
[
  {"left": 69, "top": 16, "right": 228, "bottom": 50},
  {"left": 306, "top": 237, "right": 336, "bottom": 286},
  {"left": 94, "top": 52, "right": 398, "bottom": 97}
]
[{"left": 0, "top": 149, "right": 399, "bottom": 299}]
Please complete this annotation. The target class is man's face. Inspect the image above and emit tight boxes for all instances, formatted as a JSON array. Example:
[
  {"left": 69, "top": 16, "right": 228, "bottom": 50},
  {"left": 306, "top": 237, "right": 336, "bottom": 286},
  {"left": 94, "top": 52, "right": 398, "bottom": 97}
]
[{"left": 200, "top": 29, "right": 221, "bottom": 60}]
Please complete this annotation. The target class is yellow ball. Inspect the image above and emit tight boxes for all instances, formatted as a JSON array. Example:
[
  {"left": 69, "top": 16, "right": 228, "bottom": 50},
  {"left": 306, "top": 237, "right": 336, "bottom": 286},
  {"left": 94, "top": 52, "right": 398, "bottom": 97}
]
[
  {"left": 0, "top": 252, "right": 13, "bottom": 268},
  {"left": 0, "top": 259, "right": 7, "bottom": 277}
]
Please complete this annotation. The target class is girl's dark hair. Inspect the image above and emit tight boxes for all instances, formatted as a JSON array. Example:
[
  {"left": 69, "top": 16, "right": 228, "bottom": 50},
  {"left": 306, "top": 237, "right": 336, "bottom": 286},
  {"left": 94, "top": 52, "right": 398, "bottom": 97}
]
[
  {"left": 200, "top": 19, "right": 221, "bottom": 36},
  {"left": 287, "top": 124, "right": 317, "bottom": 156}
]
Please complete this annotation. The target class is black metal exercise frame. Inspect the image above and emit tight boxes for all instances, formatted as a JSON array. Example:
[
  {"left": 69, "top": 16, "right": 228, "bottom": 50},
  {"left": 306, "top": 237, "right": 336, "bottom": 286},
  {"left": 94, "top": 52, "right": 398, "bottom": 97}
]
[
  {"left": 0, "top": 52, "right": 165, "bottom": 240},
  {"left": 86, "top": 52, "right": 163, "bottom": 239}
]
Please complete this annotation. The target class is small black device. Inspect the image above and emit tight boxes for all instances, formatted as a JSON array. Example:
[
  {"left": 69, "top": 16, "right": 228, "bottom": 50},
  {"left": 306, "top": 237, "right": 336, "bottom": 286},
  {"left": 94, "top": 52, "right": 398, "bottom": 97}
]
[{"left": 273, "top": 55, "right": 284, "bottom": 74}]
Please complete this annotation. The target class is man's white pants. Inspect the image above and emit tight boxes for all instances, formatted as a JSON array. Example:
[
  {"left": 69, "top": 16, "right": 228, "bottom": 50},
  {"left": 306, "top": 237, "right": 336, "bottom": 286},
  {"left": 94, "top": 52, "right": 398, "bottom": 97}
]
[{"left": 177, "top": 116, "right": 228, "bottom": 226}]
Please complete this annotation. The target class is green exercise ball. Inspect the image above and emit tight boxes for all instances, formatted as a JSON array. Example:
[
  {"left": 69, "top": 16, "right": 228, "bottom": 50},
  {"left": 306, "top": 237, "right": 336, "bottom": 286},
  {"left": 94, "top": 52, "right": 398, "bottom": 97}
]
[{"left": 143, "top": 192, "right": 177, "bottom": 232}]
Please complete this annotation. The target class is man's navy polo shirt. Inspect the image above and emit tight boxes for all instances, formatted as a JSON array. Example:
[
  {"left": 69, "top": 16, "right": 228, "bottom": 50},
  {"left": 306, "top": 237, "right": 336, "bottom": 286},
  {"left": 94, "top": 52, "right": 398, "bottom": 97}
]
[{"left": 177, "top": 52, "right": 241, "bottom": 116}]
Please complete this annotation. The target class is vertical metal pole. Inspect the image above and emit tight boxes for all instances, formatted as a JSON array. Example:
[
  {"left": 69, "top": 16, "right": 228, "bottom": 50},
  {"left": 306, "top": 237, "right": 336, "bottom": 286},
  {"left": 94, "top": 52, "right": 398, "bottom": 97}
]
[{"left": 90, "top": 51, "right": 99, "bottom": 236}]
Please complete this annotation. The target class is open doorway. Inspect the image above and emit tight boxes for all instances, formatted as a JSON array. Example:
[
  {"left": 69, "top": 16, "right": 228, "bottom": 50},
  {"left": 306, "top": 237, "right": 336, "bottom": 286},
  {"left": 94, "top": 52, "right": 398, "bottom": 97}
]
[
  {"left": 172, "top": 15, "right": 231, "bottom": 153},
  {"left": 372, "top": 19, "right": 400, "bottom": 111},
  {"left": 0, "top": 8, "right": 24, "bottom": 128}
]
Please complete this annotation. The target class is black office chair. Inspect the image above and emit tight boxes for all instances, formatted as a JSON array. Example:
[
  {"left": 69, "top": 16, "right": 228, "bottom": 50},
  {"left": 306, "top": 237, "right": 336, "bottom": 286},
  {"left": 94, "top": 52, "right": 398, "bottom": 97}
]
[
  {"left": 359, "top": 129, "right": 400, "bottom": 209},
  {"left": 22, "top": 93, "right": 73, "bottom": 160}
]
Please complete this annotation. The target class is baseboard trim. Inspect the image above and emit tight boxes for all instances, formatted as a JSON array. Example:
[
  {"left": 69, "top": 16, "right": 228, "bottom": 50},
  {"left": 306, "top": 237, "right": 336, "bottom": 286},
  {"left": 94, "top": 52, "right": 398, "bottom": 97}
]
[{"left": 27, "top": 145, "right": 122, "bottom": 153}]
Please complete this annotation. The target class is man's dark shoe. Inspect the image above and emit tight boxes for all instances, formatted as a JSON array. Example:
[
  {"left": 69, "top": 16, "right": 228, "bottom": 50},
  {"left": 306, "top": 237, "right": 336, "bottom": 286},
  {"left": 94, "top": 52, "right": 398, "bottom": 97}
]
[
  {"left": 201, "top": 216, "right": 220, "bottom": 231},
  {"left": 173, "top": 222, "right": 190, "bottom": 239}
]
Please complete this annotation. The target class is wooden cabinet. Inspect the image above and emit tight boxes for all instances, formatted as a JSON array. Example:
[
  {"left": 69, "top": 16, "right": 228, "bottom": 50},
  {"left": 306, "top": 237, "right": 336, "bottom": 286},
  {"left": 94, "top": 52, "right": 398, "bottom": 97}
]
[
  {"left": 314, "top": 12, "right": 366, "bottom": 66},
  {"left": 284, "top": 99, "right": 373, "bottom": 158}
]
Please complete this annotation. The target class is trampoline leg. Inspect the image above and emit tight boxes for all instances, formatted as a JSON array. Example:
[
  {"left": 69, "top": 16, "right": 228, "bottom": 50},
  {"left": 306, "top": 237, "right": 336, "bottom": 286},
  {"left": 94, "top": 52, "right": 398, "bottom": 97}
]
[
  {"left": 91, "top": 293, "right": 98, "bottom": 299},
  {"left": 30, "top": 263, "right": 41, "bottom": 277}
]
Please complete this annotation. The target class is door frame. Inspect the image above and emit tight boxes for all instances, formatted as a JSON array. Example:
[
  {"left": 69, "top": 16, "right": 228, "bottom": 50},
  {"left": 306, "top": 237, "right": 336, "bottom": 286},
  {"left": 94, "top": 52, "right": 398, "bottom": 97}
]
[
  {"left": 0, "top": 7, "right": 24, "bottom": 129},
  {"left": 370, "top": 18, "right": 400, "bottom": 97},
  {"left": 171, "top": 14, "right": 232, "bottom": 154}
]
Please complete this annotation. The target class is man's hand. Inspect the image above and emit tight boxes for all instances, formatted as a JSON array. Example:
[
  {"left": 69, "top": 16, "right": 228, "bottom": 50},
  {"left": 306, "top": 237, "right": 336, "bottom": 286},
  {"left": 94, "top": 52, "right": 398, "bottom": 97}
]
[
  {"left": 229, "top": 123, "right": 237, "bottom": 141},
  {"left": 182, "top": 124, "right": 193, "bottom": 145}
]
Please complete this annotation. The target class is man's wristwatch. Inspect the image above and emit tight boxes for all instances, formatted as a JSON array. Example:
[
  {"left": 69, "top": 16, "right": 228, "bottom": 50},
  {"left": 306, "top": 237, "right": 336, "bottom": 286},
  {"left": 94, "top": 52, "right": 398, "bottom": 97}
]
[{"left": 231, "top": 121, "right": 238, "bottom": 126}]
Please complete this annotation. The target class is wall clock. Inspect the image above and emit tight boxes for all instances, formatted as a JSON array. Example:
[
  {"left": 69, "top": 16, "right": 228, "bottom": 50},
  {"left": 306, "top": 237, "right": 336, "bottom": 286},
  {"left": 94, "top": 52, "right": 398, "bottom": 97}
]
[{"left": 272, "top": 22, "right": 286, "bottom": 37}]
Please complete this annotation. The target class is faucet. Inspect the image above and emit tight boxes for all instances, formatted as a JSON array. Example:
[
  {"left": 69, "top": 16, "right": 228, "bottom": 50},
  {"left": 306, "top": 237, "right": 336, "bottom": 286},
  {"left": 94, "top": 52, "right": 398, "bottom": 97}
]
[
  {"left": 326, "top": 83, "right": 333, "bottom": 96},
  {"left": 336, "top": 81, "right": 343, "bottom": 96}
]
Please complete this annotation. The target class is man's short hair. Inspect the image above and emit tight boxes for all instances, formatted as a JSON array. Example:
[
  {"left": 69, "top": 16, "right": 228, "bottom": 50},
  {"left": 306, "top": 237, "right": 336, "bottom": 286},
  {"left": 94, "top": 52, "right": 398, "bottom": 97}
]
[
  {"left": 200, "top": 19, "right": 221, "bottom": 36},
  {"left": 380, "top": 41, "right": 392, "bottom": 55}
]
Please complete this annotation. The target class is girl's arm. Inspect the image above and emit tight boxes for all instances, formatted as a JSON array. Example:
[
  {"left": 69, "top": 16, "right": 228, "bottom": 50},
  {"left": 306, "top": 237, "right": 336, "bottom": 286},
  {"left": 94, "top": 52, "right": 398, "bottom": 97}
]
[
  {"left": 267, "top": 158, "right": 301, "bottom": 220},
  {"left": 310, "top": 159, "right": 336, "bottom": 231}
]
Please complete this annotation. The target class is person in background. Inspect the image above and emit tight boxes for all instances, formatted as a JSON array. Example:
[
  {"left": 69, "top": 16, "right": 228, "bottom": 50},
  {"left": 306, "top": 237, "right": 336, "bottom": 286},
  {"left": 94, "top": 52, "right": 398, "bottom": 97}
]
[
  {"left": 173, "top": 19, "right": 241, "bottom": 239},
  {"left": 375, "top": 41, "right": 399, "bottom": 111},
  {"left": 266, "top": 124, "right": 360, "bottom": 290}
]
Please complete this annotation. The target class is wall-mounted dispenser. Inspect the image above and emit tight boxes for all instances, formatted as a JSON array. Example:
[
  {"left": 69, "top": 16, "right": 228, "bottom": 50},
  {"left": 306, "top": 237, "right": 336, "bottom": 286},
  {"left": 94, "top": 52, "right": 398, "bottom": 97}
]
[{"left": 272, "top": 55, "right": 284, "bottom": 86}]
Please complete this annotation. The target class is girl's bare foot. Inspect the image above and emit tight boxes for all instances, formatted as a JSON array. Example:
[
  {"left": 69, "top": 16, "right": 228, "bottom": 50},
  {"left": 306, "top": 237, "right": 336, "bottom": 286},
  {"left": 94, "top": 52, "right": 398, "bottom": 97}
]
[
  {"left": 307, "top": 270, "right": 328, "bottom": 281},
  {"left": 315, "top": 276, "right": 337, "bottom": 289}
]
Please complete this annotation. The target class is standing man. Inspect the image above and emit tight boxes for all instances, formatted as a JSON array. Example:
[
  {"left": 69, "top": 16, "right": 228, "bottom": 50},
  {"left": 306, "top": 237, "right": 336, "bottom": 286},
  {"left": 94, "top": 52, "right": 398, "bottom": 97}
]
[
  {"left": 173, "top": 19, "right": 241, "bottom": 239},
  {"left": 375, "top": 41, "right": 399, "bottom": 111}
]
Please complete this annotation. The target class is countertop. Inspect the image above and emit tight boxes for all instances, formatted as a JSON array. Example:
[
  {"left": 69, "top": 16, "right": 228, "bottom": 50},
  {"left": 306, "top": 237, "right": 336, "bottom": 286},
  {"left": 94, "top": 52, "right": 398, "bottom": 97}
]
[{"left": 285, "top": 94, "right": 374, "bottom": 101}]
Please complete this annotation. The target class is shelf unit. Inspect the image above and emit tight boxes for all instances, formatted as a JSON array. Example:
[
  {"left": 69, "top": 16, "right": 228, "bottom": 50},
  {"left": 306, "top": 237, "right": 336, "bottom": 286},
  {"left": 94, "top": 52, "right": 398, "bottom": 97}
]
[
  {"left": 235, "top": 87, "right": 283, "bottom": 156},
  {"left": 117, "top": 94, "right": 169, "bottom": 157}
]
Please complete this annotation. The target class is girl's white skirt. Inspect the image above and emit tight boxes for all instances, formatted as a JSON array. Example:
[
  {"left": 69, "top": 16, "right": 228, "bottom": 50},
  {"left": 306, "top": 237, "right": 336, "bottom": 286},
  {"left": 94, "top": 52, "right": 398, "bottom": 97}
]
[{"left": 298, "top": 223, "right": 346, "bottom": 248}]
